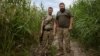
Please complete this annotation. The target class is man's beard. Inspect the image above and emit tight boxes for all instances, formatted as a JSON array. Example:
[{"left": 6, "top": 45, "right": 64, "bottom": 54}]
[
  {"left": 60, "top": 8, "right": 65, "bottom": 13},
  {"left": 48, "top": 12, "right": 52, "bottom": 15}
]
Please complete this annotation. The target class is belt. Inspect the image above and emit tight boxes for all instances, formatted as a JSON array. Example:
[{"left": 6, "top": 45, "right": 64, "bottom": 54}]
[{"left": 44, "top": 29, "right": 53, "bottom": 31}]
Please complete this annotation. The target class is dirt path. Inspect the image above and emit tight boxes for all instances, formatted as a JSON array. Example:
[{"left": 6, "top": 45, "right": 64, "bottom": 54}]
[
  {"left": 53, "top": 36, "right": 87, "bottom": 56},
  {"left": 30, "top": 39, "right": 87, "bottom": 56},
  {"left": 70, "top": 40, "right": 86, "bottom": 56}
]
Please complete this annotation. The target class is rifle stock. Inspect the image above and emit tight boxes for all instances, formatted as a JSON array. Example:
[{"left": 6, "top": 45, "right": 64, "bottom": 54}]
[{"left": 39, "top": 25, "right": 45, "bottom": 44}]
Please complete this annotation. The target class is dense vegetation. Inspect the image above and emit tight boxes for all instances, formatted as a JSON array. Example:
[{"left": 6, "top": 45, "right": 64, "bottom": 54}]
[
  {"left": 0, "top": 0, "right": 100, "bottom": 56},
  {"left": 71, "top": 0, "right": 100, "bottom": 52},
  {"left": 0, "top": 0, "right": 46, "bottom": 56}
]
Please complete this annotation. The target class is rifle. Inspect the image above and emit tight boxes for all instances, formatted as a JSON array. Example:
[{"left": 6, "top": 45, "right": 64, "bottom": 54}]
[{"left": 39, "top": 25, "right": 45, "bottom": 44}]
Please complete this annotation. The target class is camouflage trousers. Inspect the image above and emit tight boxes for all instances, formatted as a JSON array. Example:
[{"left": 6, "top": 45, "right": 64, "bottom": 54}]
[
  {"left": 56, "top": 27, "right": 71, "bottom": 56},
  {"left": 42, "top": 30, "right": 53, "bottom": 47},
  {"left": 40, "top": 30, "right": 54, "bottom": 56}
]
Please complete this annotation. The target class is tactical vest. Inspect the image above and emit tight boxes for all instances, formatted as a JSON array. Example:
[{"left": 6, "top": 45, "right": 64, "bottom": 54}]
[{"left": 43, "top": 15, "right": 53, "bottom": 30}]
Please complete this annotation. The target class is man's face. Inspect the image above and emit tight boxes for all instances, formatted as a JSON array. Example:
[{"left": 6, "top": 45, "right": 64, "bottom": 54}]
[
  {"left": 59, "top": 4, "right": 65, "bottom": 12},
  {"left": 48, "top": 8, "right": 53, "bottom": 15}
]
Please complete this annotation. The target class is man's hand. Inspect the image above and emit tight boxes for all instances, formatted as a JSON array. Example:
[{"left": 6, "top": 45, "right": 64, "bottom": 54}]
[
  {"left": 68, "top": 26, "right": 72, "bottom": 31},
  {"left": 40, "top": 30, "right": 43, "bottom": 34},
  {"left": 53, "top": 31, "right": 56, "bottom": 36}
]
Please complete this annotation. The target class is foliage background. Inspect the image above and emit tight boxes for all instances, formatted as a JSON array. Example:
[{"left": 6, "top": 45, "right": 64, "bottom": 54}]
[
  {"left": 70, "top": 0, "right": 100, "bottom": 55},
  {"left": 0, "top": 0, "right": 100, "bottom": 56},
  {"left": 0, "top": 0, "right": 46, "bottom": 56}
]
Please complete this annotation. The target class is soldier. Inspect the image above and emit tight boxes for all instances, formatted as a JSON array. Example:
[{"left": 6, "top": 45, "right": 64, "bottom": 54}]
[
  {"left": 54, "top": 3, "right": 73, "bottom": 56},
  {"left": 40, "top": 7, "right": 54, "bottom": 56}
]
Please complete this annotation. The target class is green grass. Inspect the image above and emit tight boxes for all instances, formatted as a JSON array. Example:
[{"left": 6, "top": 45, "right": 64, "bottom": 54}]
[
  {"left": 0, "top": 0, "right": 46, "bottom": 56},
  {"left": 70, "top": 0, "right": 100, "bottom": 55}
]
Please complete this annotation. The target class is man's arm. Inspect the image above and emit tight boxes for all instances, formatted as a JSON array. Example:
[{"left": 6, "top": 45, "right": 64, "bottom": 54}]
[
  {"left": 69, "top": 17, "right": 73, "bottom": 30},
  {"left": 68, "top": 9, "right": 73, "bottom": 30},
  {"left": 53, "top": 14, "right": 58, "bottom": 36},
  {"left": 40, "top": 18, "right": 44, "bottom": 34},
  {"left": 53, "top": 20, "right": 57, "bottom": 35}
]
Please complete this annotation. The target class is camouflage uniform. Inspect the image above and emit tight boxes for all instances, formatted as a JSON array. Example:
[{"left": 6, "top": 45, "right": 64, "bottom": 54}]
[
  {"left": 56, "top": 9, "right": 73, "bottom": 56},
  {"left": 56, "top": 27, "right": 71, "bottom": 56},
  {"left": 41, "top": 15, "right": 54, "bottom": 56}
]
